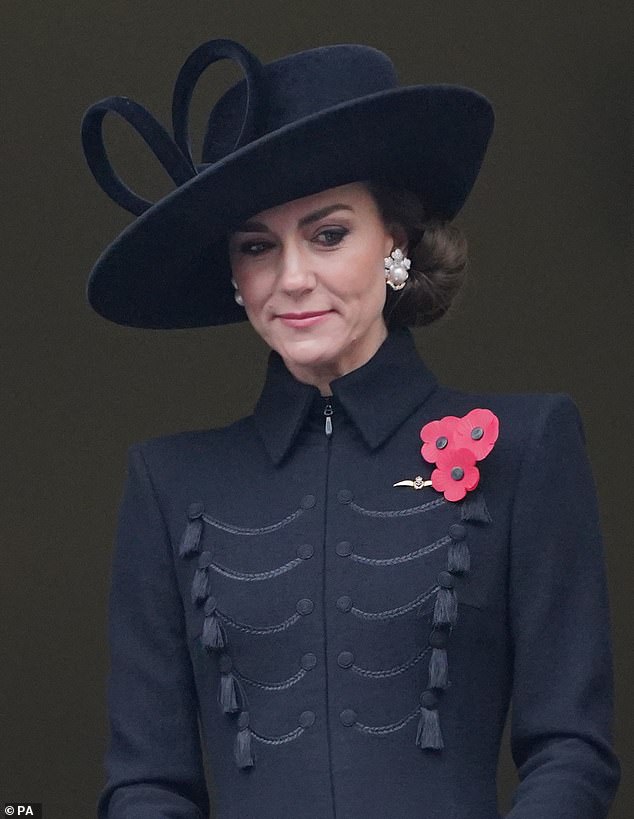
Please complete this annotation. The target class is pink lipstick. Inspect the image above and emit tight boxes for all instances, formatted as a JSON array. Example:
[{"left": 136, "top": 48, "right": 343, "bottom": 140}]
[{"left": 277, "top": 310, "right": 333, "bottom": 328}]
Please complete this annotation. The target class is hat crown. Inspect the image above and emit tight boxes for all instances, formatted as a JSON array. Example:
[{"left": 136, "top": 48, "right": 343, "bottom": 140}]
[{"left": 201, "top": 45, "right": 399, "bottom": 165}]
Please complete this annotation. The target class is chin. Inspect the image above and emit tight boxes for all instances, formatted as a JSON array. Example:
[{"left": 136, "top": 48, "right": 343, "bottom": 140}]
[{"left": 279, "top": 337, "right": 341, "bottom": 368}]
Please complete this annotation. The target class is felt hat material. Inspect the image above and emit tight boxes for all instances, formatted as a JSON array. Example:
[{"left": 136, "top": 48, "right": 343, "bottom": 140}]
[{"left": 81, "top": 38, "right": 495, "bottom": 329}]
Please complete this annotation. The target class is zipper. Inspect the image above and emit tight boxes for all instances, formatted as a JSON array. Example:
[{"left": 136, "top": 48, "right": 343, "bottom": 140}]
[
  {"left": 321, "top": 395, "right": 338, "bottom": 817},
  {"left": 323, "top": 398, "right": 334, "bottom": 437}
]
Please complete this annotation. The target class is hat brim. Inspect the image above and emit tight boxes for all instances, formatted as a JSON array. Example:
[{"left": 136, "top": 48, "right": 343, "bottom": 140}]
[{"left": 86, "top": 84, "right": 494, "bottom": 328}]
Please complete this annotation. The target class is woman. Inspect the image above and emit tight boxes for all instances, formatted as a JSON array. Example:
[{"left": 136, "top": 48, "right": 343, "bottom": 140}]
[{"left": 81, "top": 38, "right": 620, "bottom": 818}]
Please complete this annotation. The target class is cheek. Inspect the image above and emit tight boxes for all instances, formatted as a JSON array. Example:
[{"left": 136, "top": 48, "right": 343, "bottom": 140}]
[{"left": 335, "top": 249, "right": 385, "bottom": 302}]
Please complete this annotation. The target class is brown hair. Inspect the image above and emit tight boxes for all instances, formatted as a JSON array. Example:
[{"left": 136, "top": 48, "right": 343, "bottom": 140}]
[{"left": 364, "top": 181, "right": 469, "bottom": 329}]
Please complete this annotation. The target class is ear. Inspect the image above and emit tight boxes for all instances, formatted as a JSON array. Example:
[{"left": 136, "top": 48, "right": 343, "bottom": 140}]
[{"left": 387, "top": 223, "right": 409, "bottom": 255}]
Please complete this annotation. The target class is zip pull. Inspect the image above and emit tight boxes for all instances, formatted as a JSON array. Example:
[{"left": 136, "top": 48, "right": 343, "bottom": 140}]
[{"left": 323, "top": 401, "right": 334, "bottom": 437}]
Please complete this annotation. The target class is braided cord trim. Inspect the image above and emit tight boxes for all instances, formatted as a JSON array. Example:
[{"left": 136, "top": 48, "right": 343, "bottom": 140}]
[
  {"left": 351, "top": 535, "right": 450, "bottom": 566},
  {"left": 219, "top": 610, "right": 302, "bottom": 635},
  {"left": 251, "top": 726, "right": 304, "bottom": 745},
  {"left": 352, "top": 645, "right": 430, "bottom": 678},
  {"left": 202, "top": 508, "right": 304, "bottom": 535},
  {"left": 354, "top": 706, "right": 421, "bottom": 736},
  {"left": 351, "top": 585, "right": 438, "bottom": 621},
  {"left": 234, "top": 666, "right": 307, "bottom": 691},
  {"left": 210, "top": 557, "right": 303, "bottom": 581},
  {"left": 348, "top": 497, "right": 445, "bottom": 518}
]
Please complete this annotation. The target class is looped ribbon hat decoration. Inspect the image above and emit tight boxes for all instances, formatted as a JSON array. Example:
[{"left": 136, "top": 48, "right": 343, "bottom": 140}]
[{"left": 81, "top": 38, "right": 495, "bottom": 329}]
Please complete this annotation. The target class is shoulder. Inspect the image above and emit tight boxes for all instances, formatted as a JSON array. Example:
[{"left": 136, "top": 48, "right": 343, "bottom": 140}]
[
  {"left": 421, "top": 386, "right": 592, "bottom": 524},
  {"left": 425, "top": 385, "right": 586, "bottom": 454},
  {"left": 123, "top": 412, "right": 261, "bottom": 479}
]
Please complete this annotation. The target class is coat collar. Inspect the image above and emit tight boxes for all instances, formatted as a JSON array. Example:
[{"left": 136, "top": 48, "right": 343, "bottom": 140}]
[{"left": 253, "top": 327, "right": 439, "bottom": 465}]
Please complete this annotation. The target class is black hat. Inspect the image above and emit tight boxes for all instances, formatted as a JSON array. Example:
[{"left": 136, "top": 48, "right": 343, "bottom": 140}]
[{"left": 81, "top": 38, "right": 494, "bottom": 329}]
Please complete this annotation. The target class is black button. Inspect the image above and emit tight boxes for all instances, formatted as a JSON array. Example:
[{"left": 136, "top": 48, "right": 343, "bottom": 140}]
[
  {"left": 428, "top": 628, "right": 448, "bottom": 649},
  {"left": 301, "top": 494, "right": 316, "bottom": 509},
  {"left": 337, "top": 489, "right": 353, "bottom": 504},
  {"left": 336, "top": 595, "right": 353, "bottom": 612},
  {"left": 336, "top": 540, "right": 353, "bottom": 556},
  {"left": 187, "top": 501, "right": 204, "bottom": 519},
  {"left": 451, "top": 467, "right": 464, "bottom": 480},
  {"left": 204, "top": 596, "right": 218, "bottom": 615},
  {"left": 420, "top": 690, "right": 438, "bottom": 709},
  {"left": 471, "top": 426, "right": 484, "bottom": 440},
  {"left": 299, "top": 710, "right": 315, "bottom": 728},
  {"left": 438, "top": 571, "right": 455, "bottom": 589},
  {"left": 237, "top": 710, "right": 250, "bottom": 729},
  {"left": 435, "top": 436, "right": 448, "bottom": 450},
  {"left": 198, "top": 551, "right": 213, "bottom": 569},
  {"left": 297, "top": 598, "right": 314, "bottom": 615},
  {"left": 337, "top": 650, "right": 354, "bottom": 668},
  {"left": 219, "top": 654, "right": 233, "bottom": 673},
  {"left": 340, "top": 708, "right": 357, "bottom": 726},
  {"left": 449, "top": 523, "right": 467, "bottom": 541},
  {"left": 297, "top": 543, "right": 314, "bottom": 559},
  {"left": 301, "top": 652, "right": 317, "bottom": 670}
]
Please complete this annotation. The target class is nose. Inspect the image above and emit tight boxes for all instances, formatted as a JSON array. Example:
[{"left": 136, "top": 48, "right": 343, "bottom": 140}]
[{"left": 276, "top": 240, "right": 316, "bottom": 295}]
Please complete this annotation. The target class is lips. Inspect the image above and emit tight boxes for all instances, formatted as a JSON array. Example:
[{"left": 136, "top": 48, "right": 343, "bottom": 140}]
[
  {"left": 277, "top": 311, "right": 331, "bottom": 319},
  {"left": 276, "top": 310, "right": 334, "bottom": 327}
]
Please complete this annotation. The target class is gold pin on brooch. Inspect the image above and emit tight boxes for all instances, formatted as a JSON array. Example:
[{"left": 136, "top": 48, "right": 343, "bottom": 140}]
[{"left": 393, "top": 475, "right": 433, "bottom": 490}]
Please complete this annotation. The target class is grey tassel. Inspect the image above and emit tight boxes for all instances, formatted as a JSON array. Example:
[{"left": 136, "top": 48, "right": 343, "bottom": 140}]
[
  {"left": 202, "top": 596, "right": 226, "bottom": 650},
  {"left": 234, "top": 711, "right": 255, "bottom": 768},
  {"left": 433, "top": 588, "right": 458, "bottom": 626},
  {"left": 448, "top": 541, "right": 470, "bottom": 574},
  {"left": 428, "top": 648, "right": 448, "bottom": 689},
  {"left": 416, "top": 707, "right": 444, "bottom": 750},
  {"left": 218, "top": 671, "right": 241, "bottom": 713},
  {"left": 192, "top": 550, "right": 213, "bottom": 606},
  {"left": 179, "top": 517, "right": 203, "bottom": 557},
  {"left": 191, "top": 567, "right": 210, "bottom": 605},
  {"left": 179, "top": 501, "right": 205, "bottom": 557},
  {"left": 460, "top": 490, "right": 491, "bottom": 523}
]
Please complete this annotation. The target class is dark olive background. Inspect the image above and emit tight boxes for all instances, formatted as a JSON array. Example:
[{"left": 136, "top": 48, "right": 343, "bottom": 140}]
[{"left": 1, "top": 1, "right": 631, "bottom": 816}]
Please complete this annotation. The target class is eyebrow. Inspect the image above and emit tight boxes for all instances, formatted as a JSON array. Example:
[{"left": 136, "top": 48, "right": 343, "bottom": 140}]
[{"left": 234, "top": 204, "right": 355, "bottom": 233}]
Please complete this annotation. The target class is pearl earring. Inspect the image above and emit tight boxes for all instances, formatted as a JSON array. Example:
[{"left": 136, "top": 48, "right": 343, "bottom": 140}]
[
  {"left": 384, "top": 248, "right": 411, "bottom": 291},
  {"left": 231, "top": 277, "right": 245, "bottom": 307}
]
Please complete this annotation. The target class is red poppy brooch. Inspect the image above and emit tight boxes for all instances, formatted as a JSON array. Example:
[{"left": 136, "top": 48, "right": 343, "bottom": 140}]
[{"left": 394, "top": 408, "right": 500, "bottom": 502}]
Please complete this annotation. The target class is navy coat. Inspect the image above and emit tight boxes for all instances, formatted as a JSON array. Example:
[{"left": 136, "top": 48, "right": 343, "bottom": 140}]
[{"left": 97, "top": 327, "right": 620, "bottom": 818}]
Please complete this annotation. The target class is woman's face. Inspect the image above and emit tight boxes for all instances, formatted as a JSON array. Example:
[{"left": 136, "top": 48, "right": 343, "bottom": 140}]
[{"left": 228, "top": 182, "right": 399, "bottom": 393}]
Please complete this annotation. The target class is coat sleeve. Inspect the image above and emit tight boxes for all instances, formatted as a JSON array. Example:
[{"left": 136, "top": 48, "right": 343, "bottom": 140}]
[
  {"left": 505, "top": 393, "right": 620, "bottom": 818},
  {"left": 97, "top": 443, "right": 210, "bottom": 819}
]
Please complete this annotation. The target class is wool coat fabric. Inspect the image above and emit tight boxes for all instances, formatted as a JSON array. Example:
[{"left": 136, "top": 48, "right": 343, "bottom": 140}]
[{"left": 97, "top": 327, "right": 620, "bottom": 819}]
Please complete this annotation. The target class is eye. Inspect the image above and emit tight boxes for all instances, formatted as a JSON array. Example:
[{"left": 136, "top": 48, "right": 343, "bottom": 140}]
[
  {"left": 237, "top": 240, "right": 273, "bottom": 256},
  {"left": 314, "top": 227, "right": 349, "bottom": 246}
]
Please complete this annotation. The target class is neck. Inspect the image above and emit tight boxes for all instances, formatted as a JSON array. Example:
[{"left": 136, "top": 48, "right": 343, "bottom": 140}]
[{"left": 281, "top": 324, "right": 389, "bottom": 396}]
